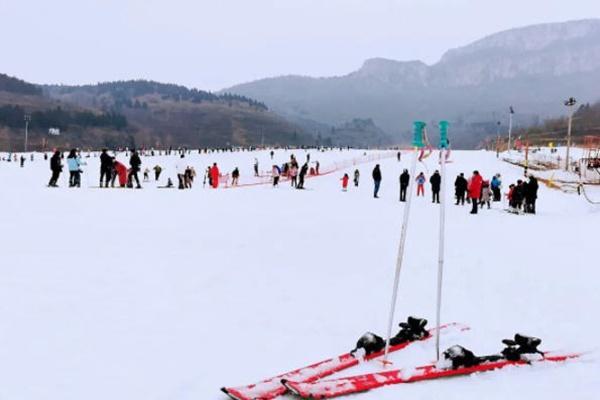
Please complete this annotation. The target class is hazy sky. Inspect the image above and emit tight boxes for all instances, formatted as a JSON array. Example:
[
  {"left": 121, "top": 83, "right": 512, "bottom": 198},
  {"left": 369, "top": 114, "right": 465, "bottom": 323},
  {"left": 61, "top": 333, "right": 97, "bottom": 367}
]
[{"left": 2, "top": 0, "right": 599, "bottom": 90}]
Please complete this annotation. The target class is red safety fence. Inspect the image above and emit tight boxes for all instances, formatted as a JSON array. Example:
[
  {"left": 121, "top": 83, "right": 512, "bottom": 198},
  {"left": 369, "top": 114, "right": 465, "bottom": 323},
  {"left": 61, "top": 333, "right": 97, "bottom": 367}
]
[{"left": 219, "top": 151, "right": 397, "bottom": 189}]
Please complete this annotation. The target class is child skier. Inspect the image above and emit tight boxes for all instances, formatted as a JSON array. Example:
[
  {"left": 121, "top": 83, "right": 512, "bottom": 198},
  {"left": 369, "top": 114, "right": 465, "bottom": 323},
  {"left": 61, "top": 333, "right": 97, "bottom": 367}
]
[
  {"left": 341, "top": 173, "right": 349, "bottom": 191},
  {"left": 415, "top": 172, "right": 426, "bottom": 197}
]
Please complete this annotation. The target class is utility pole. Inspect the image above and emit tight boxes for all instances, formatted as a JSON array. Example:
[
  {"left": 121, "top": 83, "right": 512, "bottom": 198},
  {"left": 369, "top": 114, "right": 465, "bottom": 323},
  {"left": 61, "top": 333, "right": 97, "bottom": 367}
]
[
  {"left": 508, "top": 106, "right": 514, "bottom": 153},
  {"left": 24, "top": 114, "right": 31, "bottom": 152},
  {"left": 564, "top": 97, "right": 577, "bottom": 171}
]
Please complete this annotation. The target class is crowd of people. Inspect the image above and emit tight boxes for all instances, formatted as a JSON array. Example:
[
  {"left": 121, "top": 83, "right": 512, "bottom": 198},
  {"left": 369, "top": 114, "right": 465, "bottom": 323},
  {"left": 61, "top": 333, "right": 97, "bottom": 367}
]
[
  {"left": 18, "top": 146, "right": 543, "bottom": 214},
  {"left": 360, "top": 165, "right": 539, "bottom": 215}
]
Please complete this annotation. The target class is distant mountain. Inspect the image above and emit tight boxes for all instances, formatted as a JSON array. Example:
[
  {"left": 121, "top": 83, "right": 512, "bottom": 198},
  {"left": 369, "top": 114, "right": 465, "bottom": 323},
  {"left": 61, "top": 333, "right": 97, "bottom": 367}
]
[
  {"left": 0, "top": 75, "right": 313, "bottom": 151},
  {"left": 225, "top": 19, "right": 600, "bottom": 148}
]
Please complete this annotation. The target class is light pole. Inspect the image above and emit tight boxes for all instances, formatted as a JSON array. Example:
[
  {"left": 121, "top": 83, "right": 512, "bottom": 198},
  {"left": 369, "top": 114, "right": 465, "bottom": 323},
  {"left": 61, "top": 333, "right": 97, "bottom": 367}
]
[
  {"left": 564, "top": 97, "right": 577, "bottom": 171},
  {"left": 508, "top": 106, "right": 514, "bottom": 153},
  {"left": 24, "top": 114, "right": 31, "bottom": 152},
  {"left": 495, "top": 121, "right": 501, "bottom": 158}
]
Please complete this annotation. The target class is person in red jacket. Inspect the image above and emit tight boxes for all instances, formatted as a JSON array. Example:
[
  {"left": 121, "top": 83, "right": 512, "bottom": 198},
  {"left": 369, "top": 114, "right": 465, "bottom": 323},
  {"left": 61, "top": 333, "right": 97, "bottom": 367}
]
[
  {"left": 112, "top": 160, "right": 128, "bottom": 188},
  {"left": 468, "top": 170, "right": 483, "bottom": 214},
  {"left": 210, "top": 163, "right": 220, "bottom": 188},
  {"left": 341, "top": 173, "right": 349, "bottom": 191}
]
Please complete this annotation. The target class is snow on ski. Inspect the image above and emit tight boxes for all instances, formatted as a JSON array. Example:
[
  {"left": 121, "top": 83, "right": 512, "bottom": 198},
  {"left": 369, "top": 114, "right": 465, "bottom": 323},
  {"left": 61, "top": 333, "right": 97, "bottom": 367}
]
[
  {"left": 282, "top": 352, "right": 582, "bottom": 399},
  {"left": 221, "top": 322, "right": 468, "bottom": 400}
]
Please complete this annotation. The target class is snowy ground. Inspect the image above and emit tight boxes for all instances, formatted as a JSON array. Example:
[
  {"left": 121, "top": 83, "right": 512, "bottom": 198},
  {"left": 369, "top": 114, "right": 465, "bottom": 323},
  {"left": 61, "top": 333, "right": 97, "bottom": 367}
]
[{"left": 0, "top": 148, "right": 598, "bottom": 400}]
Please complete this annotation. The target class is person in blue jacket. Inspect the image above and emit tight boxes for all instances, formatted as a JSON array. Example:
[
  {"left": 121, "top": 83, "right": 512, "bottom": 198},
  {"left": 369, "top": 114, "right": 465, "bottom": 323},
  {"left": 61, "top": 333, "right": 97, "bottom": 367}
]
[
  {"left": 66, "top": 148, "right": 84, "bottom": 187},
  {"left": 490, "top": 174, "right": 502, "bottom": 202}
]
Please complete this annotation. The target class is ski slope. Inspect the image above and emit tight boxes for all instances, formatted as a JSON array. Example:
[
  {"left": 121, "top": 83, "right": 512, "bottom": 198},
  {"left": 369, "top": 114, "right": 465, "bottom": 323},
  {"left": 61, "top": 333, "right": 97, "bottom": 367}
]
[{"left": 0, "top": 148, "right": 598, "bottom": 400}]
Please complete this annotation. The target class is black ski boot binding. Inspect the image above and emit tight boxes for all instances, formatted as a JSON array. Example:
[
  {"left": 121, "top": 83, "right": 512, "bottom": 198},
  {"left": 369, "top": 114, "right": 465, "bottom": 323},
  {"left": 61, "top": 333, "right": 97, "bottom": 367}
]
[
  {"left": 351, "top": 332, "right": 385, "bottom": 356},
  {"left": 442, "top": 345, "right": 479, "bottom": 369},
  {"left": 501, "top": 334, "right": 543, "bottom": 361},
  {"left": 390, "top": 316, "right": 429, "bottom": 345}
]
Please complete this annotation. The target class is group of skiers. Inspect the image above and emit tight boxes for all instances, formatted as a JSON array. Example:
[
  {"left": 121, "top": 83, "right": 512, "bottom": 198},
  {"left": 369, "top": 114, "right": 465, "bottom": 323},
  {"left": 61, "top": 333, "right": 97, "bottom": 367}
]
[
  {"left": 506, "top": 175, "right": 539, "bottom": 214},
  {"left": 356, "top": 165, "right": 540, "bottom": 215},
  {"left": 271, "top": 154, "right": 313, "bottom": 189}
]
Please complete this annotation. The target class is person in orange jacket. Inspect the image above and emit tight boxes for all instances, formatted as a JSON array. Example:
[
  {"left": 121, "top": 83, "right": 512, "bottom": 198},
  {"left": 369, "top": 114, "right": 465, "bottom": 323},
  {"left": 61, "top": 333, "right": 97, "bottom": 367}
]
[
  {"left": 210, "top": 163, "right": 220, "bottom": 188},
  {"left": 341, "top": 173, "right": 349, "bottom": 191}
]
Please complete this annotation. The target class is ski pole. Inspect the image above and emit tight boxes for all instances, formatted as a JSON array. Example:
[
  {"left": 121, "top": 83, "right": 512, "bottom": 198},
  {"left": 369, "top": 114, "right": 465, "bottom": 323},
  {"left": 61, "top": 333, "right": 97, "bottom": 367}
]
[
  {"left": 435, "top": 121, "right": 449, "bottom": 361},
  {"left": 383, "top": 122, "right": 425, "bottom": 364}
]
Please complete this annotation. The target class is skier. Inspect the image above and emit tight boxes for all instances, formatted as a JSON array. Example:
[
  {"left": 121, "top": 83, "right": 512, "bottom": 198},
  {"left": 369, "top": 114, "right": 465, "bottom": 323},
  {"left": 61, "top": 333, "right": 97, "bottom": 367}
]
[
  {"left": 524, "top": 175, "right": 539, "bottom": 214},
  {"left": 513, "top": 180, "right": 525, "bottom": 210},
  {"left": 272, "top": 165, "right": 281, "bottom": 187},
  {"left": 415, "top": 172, "right": 426, "bottom": 197},
  {"left": 153, "top": 165, "right": 162, "bottom": 181},
  {"left": 397, "top": 151, "right": 401, "bottom": 161},
  {"left": 48, "top": 150, "right": 62, "bottom": 187},
  {"left": 289, "top": 164, "right": 298, "bottom": 188},
  {"left": 480, "top": 180, "right": 492, "bottom": 209},
  {"left": 254, "top": 158, "right": 259, "bottom": 177},
  {"left": 372, "top": 164, "right": 382, "bottom": 198},
  {"left": 399, "top": 169, "right": 410, "bottom": 202},
  {"left": 353, "top": 169, "right": 360, "bottom": 187},
  {"left": 112, "top": 160, "right": 128, "bottom": 187},
  {"left": 66, "top": 149, "right": 84, "bottom": 188},
  {"left": 128, "top": 149, "right": 142, "bottom": 188},
  {"left": 429, "top": 170, "right": 441, "bottom": 203},
  {"left": 491, "top": 174, "right": 502, "bottom": 201},
  {"left": 210, "top": 163, "right": 220, "bottom": 188},
  {"left": 454, "top": 173, "right": 467, "bottom": 205},
  {"left": 270, "top": 150, "right": 274, "bottom": 160},
  {"left": 231, "top": 167, "right": 240, "bottom": 186},
  {"left": 175, "top": 160, "right": 185, "bottom": 189},
  {"left": 315, "top": 161, "right": 320, "bottom": 175},
  {"left": 341, "top": 173, "right": 349, "bottom": 191},
  {"left": 297, "top": 162, "right": 308, "bottom": 189},
  {"left": 468, "top": 170, "right": 483, "bottom": 214},
  {"left": 20, "top": 155, "right": 25, "bottom": 167},
  {"left": 99, "top": 149, "right": 114, "bottom": 188},
  {"left": 143, "top": 168, "right": 150, "bottom": 182}
]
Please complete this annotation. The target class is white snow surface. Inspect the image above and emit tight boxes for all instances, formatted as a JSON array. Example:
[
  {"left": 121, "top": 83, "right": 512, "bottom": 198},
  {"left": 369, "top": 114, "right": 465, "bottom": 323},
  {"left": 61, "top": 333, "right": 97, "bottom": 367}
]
[{"left": 0, "top": 148, "right": 598, "bottom": 400}]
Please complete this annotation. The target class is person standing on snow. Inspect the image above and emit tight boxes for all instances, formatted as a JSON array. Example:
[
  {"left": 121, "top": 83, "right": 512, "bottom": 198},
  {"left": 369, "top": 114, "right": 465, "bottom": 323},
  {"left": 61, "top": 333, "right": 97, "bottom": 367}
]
[
  {"left": 128, "top": 149, "right": 142, "bottom": 188},
  {"left": 254, "top": 158, "right": 259, "bottom": 177},
  {"left": 524, "top": 175, "right": 539, "bottom": 214},
  {"left": 372, "top": 164, "right": 382, "bottom": 198},
  {"left": 415, "top": 172, "right": 426, "bottom": 197},
  {"left": 341, "top": 173, "right": 349, "bottom": 191},
  {"left": 66, "top": 149, "right": 84, "bottom": 188},
  {"left": 454, "top": 173, "right": 467, "bottom": 205},
  {"left": 99, "top": 148, "right": 114, "bottom": 188},
  {"left": 210, "top": 163, "right": 220, "bottom": 188},
  {"left": 297, "top": 162, "right": 308, "bottom": 189},
  {"left": 399, "top": 169, "right": 410, "bottom": 202},
  {"left": 48, "top": 150, "right": 62, "bottom": 187},
  {"left": 468, "top": 170, "right": 483, "bottom": 214},
  {"left": 429, "top": 170, "right": 441, "bottom": 203},
  {"left": 353, "top": 169, "right": 360, "bottom": 187},
  {"left": 289, "top": 163, "right": 298, "bottom": 188},
  {"left": 272, "top": 165, "right": 281, "bottom": 187},
  {"left": 491, "top": 174, "right": 502, "bottom": 202},
  {"left": 153, "top": 165, "right": 162, "bottom": 181},
  {"left": 480, "top": 180, "right": 492, "bottom": 209},
  {"left": 231, "top": 167, "right": 240, "bottom": 186}
]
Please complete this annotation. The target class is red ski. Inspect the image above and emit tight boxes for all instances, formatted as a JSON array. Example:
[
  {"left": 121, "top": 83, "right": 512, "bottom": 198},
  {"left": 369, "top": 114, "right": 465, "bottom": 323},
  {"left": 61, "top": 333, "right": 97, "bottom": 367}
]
[
  {"left": 282, "top": 352, "right": 581, "bottom": 399},
  {"left": 221, "top": 322, "right": 468, "bottom": 400}
]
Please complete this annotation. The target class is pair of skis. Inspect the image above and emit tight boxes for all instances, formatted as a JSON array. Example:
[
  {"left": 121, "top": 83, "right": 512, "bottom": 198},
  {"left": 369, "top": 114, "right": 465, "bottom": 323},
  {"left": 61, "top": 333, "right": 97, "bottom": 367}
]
[
  {"left": 221, "top": 322, "right": 468, "bottom": 400},
  {"left": 282, "top": 352, "right": 581, "bottom": 399}
]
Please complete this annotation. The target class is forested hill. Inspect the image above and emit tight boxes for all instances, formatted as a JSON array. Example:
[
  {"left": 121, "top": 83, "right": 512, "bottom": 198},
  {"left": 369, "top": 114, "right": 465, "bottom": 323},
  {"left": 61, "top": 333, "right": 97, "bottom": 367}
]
[{"left": 0, "top": 74, "right": 312, "bottom": 151}]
